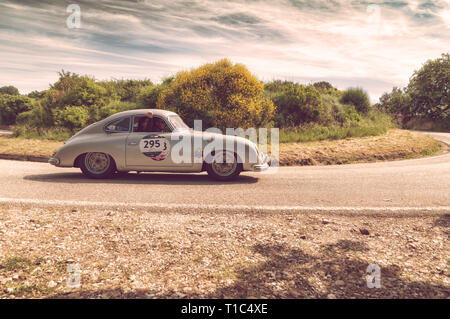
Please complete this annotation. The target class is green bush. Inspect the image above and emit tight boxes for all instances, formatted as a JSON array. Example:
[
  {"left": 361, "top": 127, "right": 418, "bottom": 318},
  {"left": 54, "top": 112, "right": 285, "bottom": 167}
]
[
  {"left": 279, "top": 110, "right": 394, "bottom": 143},
  {"left": 54, "top": 105, "right": 90, "bottom": 130},
  {"left": 16, "top": 102, "right": 53, "bottom": 127},
  {"left": 0, "top": 94, "right": 33, "bottom": 125},
  {"left": 136, "top": 78, "right": 174, "bottom": 109},
  {"left": 340, "top": 87, "right": 371, "bottom": 114},
  {"left": 98, "top": 79, "right": 153, "bottom": 102},
  {"left": 273, "top": 85, "right": 324, "bottom": 126},
  {"left": 265, "top": 82, "right": 326, "bottom": 127},
  {"left": 47, "top": 71, "right": 111, "bottom": 123},
  {"left": 334, "top": 104, "right": 362, "bottom": 125},
  {"left": 318, "top": 94, "right": 361, "bottom": 125},
  {"left": 137, "top": 85, "right": 162, "bottom": 108}
]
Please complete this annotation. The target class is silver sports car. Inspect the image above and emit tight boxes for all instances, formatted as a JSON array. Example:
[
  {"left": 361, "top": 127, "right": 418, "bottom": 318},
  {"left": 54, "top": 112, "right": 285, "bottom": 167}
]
[{"left": 49, "top": 109, "right": 270, "bottom": 180}]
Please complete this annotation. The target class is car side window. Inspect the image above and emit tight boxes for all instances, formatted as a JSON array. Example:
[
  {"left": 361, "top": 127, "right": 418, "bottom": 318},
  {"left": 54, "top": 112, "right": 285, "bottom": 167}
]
[
  {"left": 105, "top": 117, "right": 130, "bottom": 132},
  {"left": 133, "top": 116, "right": 172, "bottom": 133}
]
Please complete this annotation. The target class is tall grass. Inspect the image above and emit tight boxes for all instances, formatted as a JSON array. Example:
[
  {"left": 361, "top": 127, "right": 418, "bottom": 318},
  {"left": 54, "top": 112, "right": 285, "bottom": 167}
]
[
  {"left": 12, "top": 126, "right": 73, "bottom": 142},
  {"left": 279, "top": 111, "right": 395, "bottom": 143},
  {"left": 12, "top": 111, "right": 396, "bottom": 144}
]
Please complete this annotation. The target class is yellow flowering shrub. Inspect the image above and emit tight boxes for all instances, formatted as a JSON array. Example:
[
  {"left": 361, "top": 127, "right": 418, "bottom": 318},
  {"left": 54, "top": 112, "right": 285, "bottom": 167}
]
[{"left": 157, "top": 59, "right": 275, "bottom": 130}]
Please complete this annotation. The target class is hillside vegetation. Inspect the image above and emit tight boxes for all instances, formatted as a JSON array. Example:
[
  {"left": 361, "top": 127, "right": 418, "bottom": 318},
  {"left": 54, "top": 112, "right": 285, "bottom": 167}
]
[
  {"left": 377, "top": 53, "right": 450, "bottom": 131},
  {"left": 0, "top": 59, "right": 398, "bottom": 142}
]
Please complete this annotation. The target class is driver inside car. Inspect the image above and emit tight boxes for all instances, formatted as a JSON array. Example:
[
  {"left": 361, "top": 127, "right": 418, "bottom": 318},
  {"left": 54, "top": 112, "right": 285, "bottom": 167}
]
[
  {"left": 151, "top": 117, "right": 167, "bottom": 132},
  {"left": 136, "top": 112, "right": 153, "bottom": 132}
]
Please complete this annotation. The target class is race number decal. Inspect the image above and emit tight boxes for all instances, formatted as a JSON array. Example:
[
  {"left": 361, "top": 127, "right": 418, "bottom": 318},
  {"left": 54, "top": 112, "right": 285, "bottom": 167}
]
[{"left": 140, "top": 135, "right": 170, "bottom": 161}]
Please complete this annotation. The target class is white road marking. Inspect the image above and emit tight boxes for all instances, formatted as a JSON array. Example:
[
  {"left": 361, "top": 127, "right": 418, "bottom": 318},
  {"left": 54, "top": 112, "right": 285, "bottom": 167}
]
[{"left": 0, "top": 197, "right": 449, "bottom": 212}]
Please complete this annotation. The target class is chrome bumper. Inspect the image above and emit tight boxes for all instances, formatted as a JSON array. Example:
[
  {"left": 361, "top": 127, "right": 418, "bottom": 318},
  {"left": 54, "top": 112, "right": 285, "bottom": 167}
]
[
  {"left": 48, "top": 157, "right": 60, "bottom": 166},
  {"left": 252, "top": 163, "right": 270, "bottom": 172},
  {"left": 251, "top": 153, "right": 270, "bottom": 172}
]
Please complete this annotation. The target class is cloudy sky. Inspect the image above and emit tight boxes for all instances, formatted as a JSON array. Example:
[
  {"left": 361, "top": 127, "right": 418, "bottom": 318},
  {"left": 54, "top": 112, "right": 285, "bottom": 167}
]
[{"left": 0, "top": 0, "right": 449, "bottom": 101}]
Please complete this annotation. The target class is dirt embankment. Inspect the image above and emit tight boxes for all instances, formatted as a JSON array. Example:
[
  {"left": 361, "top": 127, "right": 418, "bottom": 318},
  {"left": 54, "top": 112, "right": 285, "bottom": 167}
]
[{"left": 279, "top": 129, "right": 445, "bottom": 166}]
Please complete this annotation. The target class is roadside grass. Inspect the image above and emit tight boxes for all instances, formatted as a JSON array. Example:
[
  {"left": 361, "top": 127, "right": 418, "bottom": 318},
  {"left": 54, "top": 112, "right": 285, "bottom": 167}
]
[
  {"left": 0, "top": 129, "right": 445, "bottom": 166},
  {"left": 420, "top": 142, "right": 443, "bottom": 156},
  {"left": 0, "top": 135, "right": 62, "bottom": 158},
  {"left": 12, "top": 126, "right": 73, "bottom": 142},
  {"left": 0, "top": 254, "right": 58, "bottom": 297},
  {"left": 8, "top": 284, "right": 51, "bottom": 296},
  {"left": 278, "top": 129, "right": 445, "bottom": 166},
  {"left": 0, "top": 256, "right": 34, "bottom": 271},
  {"left": 279, "top": 111, "right": 394, "bottom": 143}
]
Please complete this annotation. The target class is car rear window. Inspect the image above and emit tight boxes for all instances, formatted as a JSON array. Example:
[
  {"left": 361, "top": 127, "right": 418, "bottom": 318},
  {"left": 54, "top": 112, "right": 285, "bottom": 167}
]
[{"left": 105, "top": 117, "right": 130, "bottom": 132}]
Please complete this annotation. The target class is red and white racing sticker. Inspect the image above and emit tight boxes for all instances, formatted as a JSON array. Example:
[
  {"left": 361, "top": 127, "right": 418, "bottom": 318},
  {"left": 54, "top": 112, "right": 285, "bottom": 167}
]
[{"left": 139, "top": 135, "right": 170, "bottom": 161}]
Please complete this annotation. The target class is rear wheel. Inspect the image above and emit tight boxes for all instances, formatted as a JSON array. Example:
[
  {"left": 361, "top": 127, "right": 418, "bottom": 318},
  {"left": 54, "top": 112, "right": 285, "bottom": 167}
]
[
  {"left": 206, "top": 151, "right": 241, "bottom": 181},
  {"left": 79, "top": 152, "right": 116, "bottom": 179}
]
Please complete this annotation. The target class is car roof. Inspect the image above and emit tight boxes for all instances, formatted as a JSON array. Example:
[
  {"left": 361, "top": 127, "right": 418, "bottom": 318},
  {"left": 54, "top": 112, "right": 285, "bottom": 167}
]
[{"left": 104, "top": 109, "right": 178, "bottom": 122}]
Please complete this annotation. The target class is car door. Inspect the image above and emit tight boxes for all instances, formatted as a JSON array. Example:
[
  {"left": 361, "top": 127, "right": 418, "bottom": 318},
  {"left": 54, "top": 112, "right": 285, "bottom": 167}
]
[
  {"left": 125, "top": 115, "right": 193, "bottom": 169},
  {"left": 103, "top": 116, "right": 133, "bottom": 169}
]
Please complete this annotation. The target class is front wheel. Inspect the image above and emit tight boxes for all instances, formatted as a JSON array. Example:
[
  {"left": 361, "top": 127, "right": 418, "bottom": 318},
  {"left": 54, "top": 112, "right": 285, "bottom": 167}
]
[
  {"left": 79, "top": 152, "right": 116, "bottom": 179},
  {"left": 206, "top": 151, "right": 241, "bottom": 181}
]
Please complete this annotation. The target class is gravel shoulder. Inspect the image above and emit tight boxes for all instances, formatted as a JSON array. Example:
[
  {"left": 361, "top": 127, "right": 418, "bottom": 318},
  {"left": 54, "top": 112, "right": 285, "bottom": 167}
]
[{"left": 0, "top": 204, "right": 448, "bottom": 299}]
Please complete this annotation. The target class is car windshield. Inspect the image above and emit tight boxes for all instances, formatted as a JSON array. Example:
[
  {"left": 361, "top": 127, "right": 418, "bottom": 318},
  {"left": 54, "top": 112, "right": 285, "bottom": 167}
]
[{"left": 167, "top": 115, "right": 189, "bottom": 130}]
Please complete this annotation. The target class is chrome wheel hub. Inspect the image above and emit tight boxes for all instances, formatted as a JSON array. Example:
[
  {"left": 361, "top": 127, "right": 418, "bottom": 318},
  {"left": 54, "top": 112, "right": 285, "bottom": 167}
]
[
  {"left": 85, "top": 152, "right": 110, "bottom": 174},
  {"left": 211, "top": 152, "right": 237, "bottom": 177}
]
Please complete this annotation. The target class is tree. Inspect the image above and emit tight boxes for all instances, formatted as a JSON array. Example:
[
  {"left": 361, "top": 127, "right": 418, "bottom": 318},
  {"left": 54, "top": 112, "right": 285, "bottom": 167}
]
[
  {"left": 99, "top": 79, "right": 153, "bottom": 102},
  {"left": 406, "top": 53, "right": 450, "bottom": 120},
  {"left": 137, "top": 85, "right": 160, "bottom": 108},
  {"left": 28, "top": 90, "right": 47, "bottom": 99},
  {"left": 136, "top": 78, "right": 173, "bottom": 109},
  {"left": 98, "top": 101, "right": 137, "bottom": 119},
  {"left": 264, "top": 80, "right": 297, "bottom": 94},
  {"left": 313, "top": 81, "right": 334, "bottom": 90},
  {"left": 378, "top": 87, "right": 411, "bottom": 116},
  {"left": 340, "top": 88, "right": 371, "bottom": 114},
  {"left": 157, "top": 59, "right": 275, "bottom": 130},
  {"left": 0, "top": 85, "right": 19, "bottom": 95},
  {"left": 47, "top": 70, "right": 111, "bottom": 123}
]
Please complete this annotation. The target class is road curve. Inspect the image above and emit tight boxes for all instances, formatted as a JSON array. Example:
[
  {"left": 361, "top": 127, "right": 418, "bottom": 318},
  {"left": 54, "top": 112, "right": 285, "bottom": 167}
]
[{"left": 0, "top": 132, "right": 449, "bottom": 212}]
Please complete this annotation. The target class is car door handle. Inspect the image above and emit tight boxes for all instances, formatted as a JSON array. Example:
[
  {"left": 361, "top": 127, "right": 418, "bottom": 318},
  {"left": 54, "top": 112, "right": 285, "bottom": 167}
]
[{"left": 128, "top": 142, "right": 138, "bottom": 146}]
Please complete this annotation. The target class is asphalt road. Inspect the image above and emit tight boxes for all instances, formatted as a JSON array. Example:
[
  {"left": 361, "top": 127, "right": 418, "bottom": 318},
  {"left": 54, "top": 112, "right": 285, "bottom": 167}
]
[{"left": 1, "top": 132, "right": 449, "bottom": 212}]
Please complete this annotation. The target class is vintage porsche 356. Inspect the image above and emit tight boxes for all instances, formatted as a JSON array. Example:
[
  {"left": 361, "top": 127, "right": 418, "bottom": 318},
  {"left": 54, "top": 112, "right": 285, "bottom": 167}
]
[{"left": 49, "top": 109, "right": 270, "bottom": 181}]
